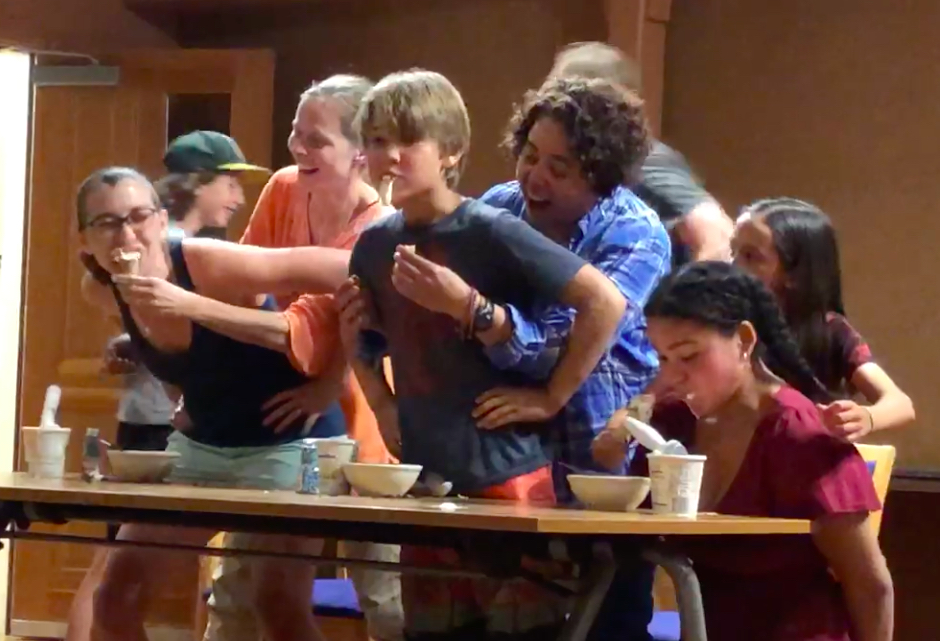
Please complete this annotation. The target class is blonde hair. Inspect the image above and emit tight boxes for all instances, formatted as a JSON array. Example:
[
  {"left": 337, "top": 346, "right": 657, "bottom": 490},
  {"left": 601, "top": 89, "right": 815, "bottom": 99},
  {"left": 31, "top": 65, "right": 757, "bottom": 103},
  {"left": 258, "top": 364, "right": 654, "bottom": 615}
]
[
  {"left": 549, "top": 42, "right": 642, "bottom": 92},
  {"left": 300, "top": 74, "right": 374, "bottom": 144},
  {"left": 354, "top": 69, "right": 471, "bottom": 188}
]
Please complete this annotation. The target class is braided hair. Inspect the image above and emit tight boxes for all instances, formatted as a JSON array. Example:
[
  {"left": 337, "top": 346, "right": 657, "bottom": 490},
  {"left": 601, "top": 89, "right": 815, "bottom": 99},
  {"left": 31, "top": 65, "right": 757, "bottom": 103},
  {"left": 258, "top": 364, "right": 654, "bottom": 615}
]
[{"left": 645, "top": 261, "right": 834, "bottom": 404}]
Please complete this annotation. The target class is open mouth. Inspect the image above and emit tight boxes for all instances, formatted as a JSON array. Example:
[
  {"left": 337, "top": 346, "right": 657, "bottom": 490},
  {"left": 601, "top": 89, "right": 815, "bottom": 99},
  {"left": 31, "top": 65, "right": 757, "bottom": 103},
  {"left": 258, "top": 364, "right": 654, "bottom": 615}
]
[{"left": 525, "top": 197, "right": 551, "bottom": 211}]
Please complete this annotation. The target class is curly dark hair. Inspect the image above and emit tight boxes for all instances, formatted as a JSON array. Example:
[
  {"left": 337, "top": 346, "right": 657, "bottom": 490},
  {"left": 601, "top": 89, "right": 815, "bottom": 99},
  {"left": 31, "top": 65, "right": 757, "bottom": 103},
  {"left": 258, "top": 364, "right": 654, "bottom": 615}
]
[
  {"left": 645, "top": 261, "right": 834, "bottom": 404},
  {"left": 504, "top": 76, "right": 650, "bottom": 196}
]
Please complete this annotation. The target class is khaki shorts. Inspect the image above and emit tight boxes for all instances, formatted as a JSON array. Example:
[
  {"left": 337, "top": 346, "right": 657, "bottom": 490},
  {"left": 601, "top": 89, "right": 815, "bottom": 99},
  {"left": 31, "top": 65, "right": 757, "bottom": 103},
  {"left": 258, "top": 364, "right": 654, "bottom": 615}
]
[
  {"left": 166, "top": 434, "right": 403, "bottom": 641},
  {"left": 164, "top": 433, "right": 319, "bottom": 641}
]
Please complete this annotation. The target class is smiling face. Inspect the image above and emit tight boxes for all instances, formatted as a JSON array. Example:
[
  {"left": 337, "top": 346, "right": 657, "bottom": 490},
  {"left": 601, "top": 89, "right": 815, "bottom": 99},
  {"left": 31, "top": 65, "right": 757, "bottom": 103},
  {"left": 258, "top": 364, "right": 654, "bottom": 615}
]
[
  {"left": 192, "top": 173, "right": 245, "bottom": 228},
  {"left": 80, "top": 177, "right": 168, "bottom": 276},
  {"left": 515, "top": 116, "right": 598, "bottom": 229},
  {"left": 288, "top": 96, "right": 361, "bottom": 186},
  {"left": 646, "top": 317, "right": 757, "bottom": 418}
]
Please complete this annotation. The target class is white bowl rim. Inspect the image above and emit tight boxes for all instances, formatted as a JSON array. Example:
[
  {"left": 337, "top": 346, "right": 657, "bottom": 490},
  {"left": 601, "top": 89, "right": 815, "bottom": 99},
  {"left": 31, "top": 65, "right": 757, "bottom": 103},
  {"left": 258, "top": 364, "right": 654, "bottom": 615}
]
[
  {"left": 342, "top": 463, "right": 423, "bottom": 472},
  {"left": 646, "top": 454, "right": 707, "bottom": 461},
  {"left": 107, "top": 450, "right": 181, "bottom": 459}
]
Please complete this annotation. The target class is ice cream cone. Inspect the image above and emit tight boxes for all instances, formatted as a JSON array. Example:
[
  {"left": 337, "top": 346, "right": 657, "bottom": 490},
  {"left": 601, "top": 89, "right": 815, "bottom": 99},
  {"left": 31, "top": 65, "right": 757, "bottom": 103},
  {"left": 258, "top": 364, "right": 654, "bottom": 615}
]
[
  {"left": 378, "top": 176, "right": 394, "bottom": 207},
  {"left": 112, "top": 249, "right": 141, "bottom": 275}
]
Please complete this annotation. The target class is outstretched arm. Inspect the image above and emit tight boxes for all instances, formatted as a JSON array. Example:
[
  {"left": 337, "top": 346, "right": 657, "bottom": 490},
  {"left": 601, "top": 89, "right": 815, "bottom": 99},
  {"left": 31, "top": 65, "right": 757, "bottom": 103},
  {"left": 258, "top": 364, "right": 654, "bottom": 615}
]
[
  {"left": 110, "top": 277, "right": 342, "bottom": 380},
  {"left": 173, "top": 292, "right": 293, "bottom": 353},
  {"left": 183, "top": 239, "right": 350, "bottom": 300}
]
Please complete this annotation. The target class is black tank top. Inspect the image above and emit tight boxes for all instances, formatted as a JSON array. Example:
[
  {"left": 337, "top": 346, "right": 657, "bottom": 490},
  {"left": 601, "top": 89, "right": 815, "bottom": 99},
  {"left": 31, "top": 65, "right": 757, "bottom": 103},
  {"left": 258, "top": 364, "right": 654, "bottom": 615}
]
[{"left": 113, "top": 238, "right": 343, "bottom": 448}]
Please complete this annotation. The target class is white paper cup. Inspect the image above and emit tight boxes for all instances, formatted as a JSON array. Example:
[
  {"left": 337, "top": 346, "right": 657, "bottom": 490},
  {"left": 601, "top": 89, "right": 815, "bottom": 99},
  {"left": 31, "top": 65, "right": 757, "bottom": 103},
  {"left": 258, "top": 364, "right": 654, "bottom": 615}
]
[
  {"left": 22, "top": 426, "right": 71, "bottom": 479},
  {"left": 308, "top": 437, "right": 358, "bottom": 495},
  {"left": 29, "top": 458, "right": 66, "bottom": 479},
  {"left": 21, "top": 427, "right": 39, "bottom": 463},
  {"left": 648, "top": 453, "right": 706, "bottom": 517}
]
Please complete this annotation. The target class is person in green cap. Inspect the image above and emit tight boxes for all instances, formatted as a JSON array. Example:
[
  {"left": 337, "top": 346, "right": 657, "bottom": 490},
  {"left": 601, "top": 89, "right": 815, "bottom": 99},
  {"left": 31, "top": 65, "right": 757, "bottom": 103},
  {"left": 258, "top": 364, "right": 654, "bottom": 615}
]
[{"left": 158, "top": 130, "right": 271, "bottom": 239}]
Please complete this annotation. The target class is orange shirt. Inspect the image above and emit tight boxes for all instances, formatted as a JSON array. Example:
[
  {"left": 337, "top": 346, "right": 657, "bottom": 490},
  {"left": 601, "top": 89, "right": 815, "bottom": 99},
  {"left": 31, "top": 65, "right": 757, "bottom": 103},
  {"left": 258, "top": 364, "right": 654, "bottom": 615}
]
[{"left": 241, "top": 166, "right": 393, "bottom": 464}]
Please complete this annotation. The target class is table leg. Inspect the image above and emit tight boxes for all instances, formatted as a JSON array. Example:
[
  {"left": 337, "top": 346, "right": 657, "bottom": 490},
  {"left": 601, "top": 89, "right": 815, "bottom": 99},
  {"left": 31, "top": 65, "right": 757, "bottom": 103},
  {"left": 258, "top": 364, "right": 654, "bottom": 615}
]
[
  {"left": 556, "top": 542, "right": 616, "bottom": 641},
  {"left": 642, "top": 548, "right": 706, "bottom": 641}
]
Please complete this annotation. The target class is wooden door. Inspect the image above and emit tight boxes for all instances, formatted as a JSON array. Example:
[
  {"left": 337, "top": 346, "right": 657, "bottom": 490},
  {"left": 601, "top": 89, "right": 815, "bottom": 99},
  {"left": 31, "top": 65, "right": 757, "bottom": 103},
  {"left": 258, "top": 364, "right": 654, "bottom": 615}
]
[
  {"left": 604, "top": 0, "right": 672, "bottom": 136},
  {"left": 10, "top": 48, "right": 274, "bottom": 640}
]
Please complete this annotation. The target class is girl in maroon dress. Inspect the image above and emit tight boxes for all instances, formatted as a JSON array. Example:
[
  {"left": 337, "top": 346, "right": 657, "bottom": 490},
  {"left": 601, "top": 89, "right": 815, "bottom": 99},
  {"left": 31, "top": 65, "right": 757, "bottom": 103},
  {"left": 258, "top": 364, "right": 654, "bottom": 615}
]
[
  {"left": 733, "top": 197, "right": 914, "bottom": 440},
  {"left": 599, "top": 262, "right": 893, "bottom": 641}
]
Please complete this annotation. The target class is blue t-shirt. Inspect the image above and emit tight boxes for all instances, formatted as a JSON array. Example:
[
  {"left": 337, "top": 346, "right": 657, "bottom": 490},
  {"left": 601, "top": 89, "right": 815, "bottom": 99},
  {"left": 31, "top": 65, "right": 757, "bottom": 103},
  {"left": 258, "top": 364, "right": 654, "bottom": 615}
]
[{"left": 350, "top": 198, "right": 587, "bottom": 492}]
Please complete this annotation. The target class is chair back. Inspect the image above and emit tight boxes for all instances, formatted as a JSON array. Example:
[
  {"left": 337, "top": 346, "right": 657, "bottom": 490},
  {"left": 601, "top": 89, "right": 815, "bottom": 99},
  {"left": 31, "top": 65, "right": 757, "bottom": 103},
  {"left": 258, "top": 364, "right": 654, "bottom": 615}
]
[{"left": 855, "top": 443, "right": 896, "bottom": 536}]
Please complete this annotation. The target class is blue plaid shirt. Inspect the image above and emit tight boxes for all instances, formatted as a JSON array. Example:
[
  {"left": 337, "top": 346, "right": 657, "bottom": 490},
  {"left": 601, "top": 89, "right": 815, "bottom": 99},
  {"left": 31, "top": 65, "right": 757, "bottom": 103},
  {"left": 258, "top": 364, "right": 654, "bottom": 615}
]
[{"left": 480, "top": 181, "right": 671, "bottom": 501}]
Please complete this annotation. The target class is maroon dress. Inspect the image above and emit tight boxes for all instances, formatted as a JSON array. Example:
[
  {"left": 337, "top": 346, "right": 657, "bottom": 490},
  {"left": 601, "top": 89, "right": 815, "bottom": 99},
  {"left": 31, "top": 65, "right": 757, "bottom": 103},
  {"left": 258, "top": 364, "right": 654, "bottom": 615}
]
[{"left": 633, "top": 387, "right": 881, "bottom": 641}]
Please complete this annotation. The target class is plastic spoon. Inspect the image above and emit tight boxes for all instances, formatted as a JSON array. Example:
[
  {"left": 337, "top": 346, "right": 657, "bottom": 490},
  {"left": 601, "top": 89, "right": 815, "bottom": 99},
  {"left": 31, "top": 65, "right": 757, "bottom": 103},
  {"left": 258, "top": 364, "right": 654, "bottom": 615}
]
[
  {"left": 423, "top": 472, "right": 453, "bottom": 497},
  {"left": 40, "top": 385, "right": 62, "bottom": 428},
  {"left": 624, "top": 416, "right": 688, "bottom": 455}
]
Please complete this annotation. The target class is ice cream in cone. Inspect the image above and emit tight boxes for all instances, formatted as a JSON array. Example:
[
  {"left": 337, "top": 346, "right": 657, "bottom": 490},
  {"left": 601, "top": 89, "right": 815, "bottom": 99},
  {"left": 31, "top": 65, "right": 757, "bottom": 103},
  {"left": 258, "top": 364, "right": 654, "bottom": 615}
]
[{"left": 112, "top": 249, "right": 141, "bottom": 275}]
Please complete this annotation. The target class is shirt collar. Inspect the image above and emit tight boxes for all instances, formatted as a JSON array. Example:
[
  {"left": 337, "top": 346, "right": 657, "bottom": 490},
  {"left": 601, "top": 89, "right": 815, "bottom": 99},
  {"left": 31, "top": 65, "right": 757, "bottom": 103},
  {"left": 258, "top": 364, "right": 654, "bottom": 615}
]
[{"left": 570, "top": 186, "right": 631, "bottom": 248}]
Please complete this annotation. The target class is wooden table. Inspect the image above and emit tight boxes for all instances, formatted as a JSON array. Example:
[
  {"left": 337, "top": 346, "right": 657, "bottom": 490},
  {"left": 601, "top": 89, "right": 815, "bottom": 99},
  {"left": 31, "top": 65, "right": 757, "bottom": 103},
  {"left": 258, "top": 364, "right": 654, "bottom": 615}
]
[{"left": 0, "top": 473, "right": 811, "bottom": 641}]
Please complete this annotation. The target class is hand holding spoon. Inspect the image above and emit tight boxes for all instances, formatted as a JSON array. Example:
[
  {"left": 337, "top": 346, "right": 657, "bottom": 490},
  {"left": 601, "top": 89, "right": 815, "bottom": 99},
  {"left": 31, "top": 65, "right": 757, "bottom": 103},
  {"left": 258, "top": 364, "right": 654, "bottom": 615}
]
[{"left": 614, "top": 415, "right": 688, "bottom": 456}]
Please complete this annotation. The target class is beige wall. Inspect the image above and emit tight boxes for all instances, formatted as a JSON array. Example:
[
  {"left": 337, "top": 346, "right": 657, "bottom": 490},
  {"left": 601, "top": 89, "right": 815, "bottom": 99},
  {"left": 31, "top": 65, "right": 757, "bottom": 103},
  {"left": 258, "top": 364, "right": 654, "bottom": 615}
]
[
  {"left": 0, "top": 0, "right": 173, "bottom": 52},
  {"left": 665, "top": 0, "right": 938, "bottom": 470}
]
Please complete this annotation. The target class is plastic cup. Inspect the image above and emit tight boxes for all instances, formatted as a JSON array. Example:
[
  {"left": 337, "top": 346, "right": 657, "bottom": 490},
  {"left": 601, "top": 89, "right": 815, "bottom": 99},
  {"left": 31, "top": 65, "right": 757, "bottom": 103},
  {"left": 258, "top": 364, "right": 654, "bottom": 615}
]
[
  {"left": 648, "top": 453, "right": 706, "bottom": 517},
  {"left": 22, "top": 426, "right": 72, "bottom": 479},
  {"left": 307, "top": 437, "right": 358, "bottom": 496}
]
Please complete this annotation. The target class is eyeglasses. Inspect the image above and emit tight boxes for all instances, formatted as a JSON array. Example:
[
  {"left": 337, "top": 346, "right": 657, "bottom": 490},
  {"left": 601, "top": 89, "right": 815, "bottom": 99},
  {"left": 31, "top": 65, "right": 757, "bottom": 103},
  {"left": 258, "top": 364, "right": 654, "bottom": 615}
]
[{"left": 84, "top": 208, "right": 158, "bottom": 234}]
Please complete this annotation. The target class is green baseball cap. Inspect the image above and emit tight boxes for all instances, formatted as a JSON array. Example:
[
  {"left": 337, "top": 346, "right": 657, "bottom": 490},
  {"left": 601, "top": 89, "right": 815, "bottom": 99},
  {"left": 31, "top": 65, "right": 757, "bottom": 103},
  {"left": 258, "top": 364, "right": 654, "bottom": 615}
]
[{"left": 163, "top": 130, "right": 270, "bottom": 177}]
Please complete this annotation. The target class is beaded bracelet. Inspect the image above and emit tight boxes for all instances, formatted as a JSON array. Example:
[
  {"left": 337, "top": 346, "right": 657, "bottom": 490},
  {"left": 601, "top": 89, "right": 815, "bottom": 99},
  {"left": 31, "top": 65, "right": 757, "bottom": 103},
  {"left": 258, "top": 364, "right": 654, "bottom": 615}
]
[
  {"left": 463, "top": 289, "right": 479, "bottom": 339},
  {"left": 861, "top": 406, "right": 875, "bottom": 434}
]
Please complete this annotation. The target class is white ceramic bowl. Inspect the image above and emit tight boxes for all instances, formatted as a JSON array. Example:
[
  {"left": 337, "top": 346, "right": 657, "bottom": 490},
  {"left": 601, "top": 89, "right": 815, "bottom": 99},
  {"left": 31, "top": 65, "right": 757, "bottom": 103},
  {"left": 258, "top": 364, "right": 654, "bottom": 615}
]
[
  {"left": 342, "top": 463, "right": 423, "bottom": 497},
  {"left": 568, "top": 475, "right": 651, "bottom": 512},
  {"left": 107, "top": 450, "right": 181, "bottom": 483}
]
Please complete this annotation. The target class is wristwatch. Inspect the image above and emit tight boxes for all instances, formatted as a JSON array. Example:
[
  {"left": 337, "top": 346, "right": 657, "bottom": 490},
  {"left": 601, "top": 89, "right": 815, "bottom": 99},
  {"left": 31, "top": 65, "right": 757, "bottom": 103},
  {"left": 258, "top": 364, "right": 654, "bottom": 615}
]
[{"left": 472, "top": 297, "right": 496, "bottom": 334}]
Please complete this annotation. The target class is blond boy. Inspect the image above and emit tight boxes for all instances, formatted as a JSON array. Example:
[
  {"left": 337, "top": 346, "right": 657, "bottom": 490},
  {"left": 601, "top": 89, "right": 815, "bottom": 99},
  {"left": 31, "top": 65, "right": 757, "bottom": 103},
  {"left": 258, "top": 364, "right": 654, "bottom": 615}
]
[{"left": 337, "top": 69, "right": 627, "bottom": 640}]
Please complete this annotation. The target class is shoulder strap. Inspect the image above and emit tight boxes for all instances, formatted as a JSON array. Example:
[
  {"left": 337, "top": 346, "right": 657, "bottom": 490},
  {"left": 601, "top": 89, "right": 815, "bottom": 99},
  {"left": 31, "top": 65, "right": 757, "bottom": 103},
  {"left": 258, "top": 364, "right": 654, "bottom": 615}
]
[{"left": 167, "top": 236, "right": 196, "bottom": 292}]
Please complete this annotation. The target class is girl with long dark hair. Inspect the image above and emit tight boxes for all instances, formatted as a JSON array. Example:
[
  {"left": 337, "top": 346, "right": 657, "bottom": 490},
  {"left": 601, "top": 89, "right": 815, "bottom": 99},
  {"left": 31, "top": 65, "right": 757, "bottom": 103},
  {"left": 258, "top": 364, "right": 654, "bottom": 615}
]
[{"left": 733, "top": 197, "right": 914, "bottom": 440}]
